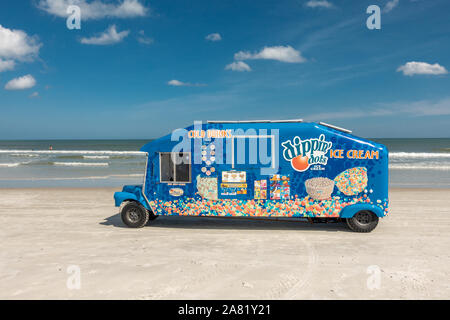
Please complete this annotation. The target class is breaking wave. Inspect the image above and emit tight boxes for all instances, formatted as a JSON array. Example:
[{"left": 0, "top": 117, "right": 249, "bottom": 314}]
[
  {"left": 0, "top": 149, "right": 145, "bottom": 156},
  {"left": 53, "top": 162, "right": 109, "bottom": 167},
  {"left": 0, "top": 174, "right": 143, "bottom": 181},
  {"left": 390, "top": 152, "right": 450, "bottom": 159},
  {"left": 390, "top": 164, "right": 450, "bottom": 170},
  {"left": 0, "top": 162, "right": 22, "bottom": 167},
  {"left": 83, "top": 155, "right": 110, "bottom": 159},
  {"left": 10, "top": 153, "right": 40, "bottom": 157}
]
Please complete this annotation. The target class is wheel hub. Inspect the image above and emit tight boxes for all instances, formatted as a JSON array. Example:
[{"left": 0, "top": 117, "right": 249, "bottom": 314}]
[
  {"left": 355, "top": 211, "right": 371, "bottom": 224},
  {"left": 128, "top": 208, "right": 140, "bottom": 222}
]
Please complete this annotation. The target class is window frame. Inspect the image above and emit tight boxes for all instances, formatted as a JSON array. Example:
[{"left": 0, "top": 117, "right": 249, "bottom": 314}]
[{"left": 159, "top": 152, "right": 192, "bottom": 183}]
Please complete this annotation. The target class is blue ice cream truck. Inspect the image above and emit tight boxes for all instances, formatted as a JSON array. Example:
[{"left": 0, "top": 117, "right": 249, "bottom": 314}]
[{"left": 114, "top": 120, "right": 389, "bottom": 232}]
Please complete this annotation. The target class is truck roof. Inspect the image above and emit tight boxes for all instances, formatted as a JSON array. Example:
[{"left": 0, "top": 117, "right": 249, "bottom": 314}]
[
  {"left": 206, "top": 119, "right": 304, "bottom": 124},
  {"left": 206, "top": 119, "right": 351, "bottom": 133}
]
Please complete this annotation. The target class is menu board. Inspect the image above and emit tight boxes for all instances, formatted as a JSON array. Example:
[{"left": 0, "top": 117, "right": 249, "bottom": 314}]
[
  {"left": 254, "top": 180, "right": 267, "bottom": 200},
  {"left": 222, "top": 171, "right": 246, "bottom": 183},
  {"left": 220, "top": 183, "right": 247, "bottom": 196},
  {"left": 270, "top": 175, "right": 290, "bottom": 200}
]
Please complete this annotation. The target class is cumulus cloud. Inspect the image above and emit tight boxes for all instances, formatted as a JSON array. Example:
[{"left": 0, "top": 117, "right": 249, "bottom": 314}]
[
  {"left": 305, "top": 0, "right": 333, "bottom": 8},
  {"left": 168, "top": 79, "right": 185, "bottom": 86},
  {"left": 30, "top": 91, "right": 39, "bottom": 98},
  {"left": 384, "top": 0, "right": 400, "bottom": 13},
  {"left": 225, "top": 61, "right": 251, "bottom": 72},
  {"left": 0, "top": 25, "right": 41, "bottom": 61},
  {"left": 304, "top": 97, "right": 450, "bottom": 121},
  {"left": 4, "top": 74, "right": 36, "bottom": 90},
  {"left": 397, "top": 61, "right": 448, "bottom": 76},
  {"left": 137, "top": 30, "right": 153, "bottom": 45},
  {"left": 167, "top": 79, "right": 206, "bottom": 87},
  {"left": 80, "top": 25, "right": 129, "bottom": 45},
  {"left": 37, "top": 0, "right": 148, "bottom": 20},
  {"left": 0, "top": 59, "right": 15, "bottom": 72},
  {"left": 205, "top": 33, "right": 222, "bottom": 41},
  {"left": 234, "top": 45, "right": 306, "bottom": 63}
]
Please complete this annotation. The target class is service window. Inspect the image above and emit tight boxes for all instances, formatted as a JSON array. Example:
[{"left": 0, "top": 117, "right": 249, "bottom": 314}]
[{"left": 159, "top": 152, "right": 191, "bottom": 183}]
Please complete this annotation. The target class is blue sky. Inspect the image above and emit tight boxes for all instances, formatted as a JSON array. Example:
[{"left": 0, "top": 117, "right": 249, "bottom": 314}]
[{"left": 0, "top": 0, "right": 449, "bottom": 139}]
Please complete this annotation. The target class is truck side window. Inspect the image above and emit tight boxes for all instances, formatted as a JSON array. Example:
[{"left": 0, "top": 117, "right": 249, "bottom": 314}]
[
  {"left": 175, "top": 153, "right": 191, "bottom": 182},
  {"left": 160, "top": 153, "right": 174, "bottom": 182},
  {"left": 159, "top": 152, "right": 191, "bottom": 183}
]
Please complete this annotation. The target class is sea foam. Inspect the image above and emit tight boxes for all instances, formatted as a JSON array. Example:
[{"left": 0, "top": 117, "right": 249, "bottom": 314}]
[
  {"left": 53, "top": 162, "right": 109, "bottom": 167},
  {"left": 0, "top": 163, "right": 22, "bottom": 167},
  {"left": 0, "top": 149, "right": 144, "bottom": 155},
  {"left": 390, "top": 152, "right": 450, "bottom": 159}
]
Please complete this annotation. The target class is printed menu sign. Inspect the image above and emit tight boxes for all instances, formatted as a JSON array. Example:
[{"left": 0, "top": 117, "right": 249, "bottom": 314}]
[
  {"left": 270, "top": 175, "right": 290, "bottom": 200},
  {"left": 254, "top": 180, "right": 267, "bottom": 200},
  {"left": 222, "top": 171, "right": 246, "bottom": 183}
]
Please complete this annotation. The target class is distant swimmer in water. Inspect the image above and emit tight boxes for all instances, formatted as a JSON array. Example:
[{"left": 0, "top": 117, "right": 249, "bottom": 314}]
[{"left": 49, "top": 145, "right": 53, "bottom": 151}]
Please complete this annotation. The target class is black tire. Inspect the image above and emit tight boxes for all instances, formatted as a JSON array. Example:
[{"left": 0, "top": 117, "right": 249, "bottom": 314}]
[
  {"left": 148, "top": 212, "right": 159, "bottom": 221},
  {"left": 121, "top": 202, "right": 149, "bottom": 228},
  {"left": 346, "top": 210, "right": 379, "bottom": 233}
]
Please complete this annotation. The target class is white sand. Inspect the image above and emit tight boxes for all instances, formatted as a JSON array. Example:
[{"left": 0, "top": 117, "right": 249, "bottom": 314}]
[{"left": 0, "top": 188, "right": 449, "bottom": 299}]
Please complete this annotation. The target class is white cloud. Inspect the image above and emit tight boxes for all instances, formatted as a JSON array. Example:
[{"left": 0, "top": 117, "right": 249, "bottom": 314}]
[
  {"left": 37, "top": 0, "right": 148, "bottom": 20},
  {"left": 405, "top": 98, "right": 450, "bottom": 116},
  {"left": 137, "top": 30, "right": 153, "bottom": 45},
  {"left": 4, "top": 74, "right": 36, "bottom": 90},
  {"left": 304, "top": 97, "right": 450, "bottom": 121},
  {"left": 305, "top": 0, "right": 333, "bottom": 8},
  {"left": 167, "top": 79, "right": 206, "bottom": 87},
  {"left": 397, "top": 61, "right": 448, "bottom": 76},
  {"left": 0, "top": 25, "right": 41, "bottom": 61},
  {"left": 225, "top": 61, "right": 251, "bottom": 72},
  {"left": 384, "top": 0, "right": 400, "bottom": 13},
  {"left": 30, "top": 91, "right": 39, "bottom": 98},
  {"left": 234, "top": 46, "right": 306, "bottom": 63},
  {"left": 80, "top": 25, "right": 129, "bottom": 45},
  {"left": 0, "top": 59, "right": 15, "bottom": 72},
  {"left": 205, "top": 33, "right": 222, "bottom": 41},
  {"left": 167, "top": 79, "right": 185, "bottom": 86}
]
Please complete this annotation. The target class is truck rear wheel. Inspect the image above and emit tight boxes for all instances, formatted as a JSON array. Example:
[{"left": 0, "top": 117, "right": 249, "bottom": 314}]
[
  {"left": 346, "top": 210, "right": 379, "bottom": 233},
  {"left": 121, "top": 202, "right": 149, "bottom": 228}
]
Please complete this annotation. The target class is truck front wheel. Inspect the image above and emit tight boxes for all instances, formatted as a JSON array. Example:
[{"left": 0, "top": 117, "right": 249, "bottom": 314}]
[
  {"left": 346, "top": 210, "right": 379, "bottom": 233},
  {"left": 121, "top": 202, "right": 149, "bottom": 228}
]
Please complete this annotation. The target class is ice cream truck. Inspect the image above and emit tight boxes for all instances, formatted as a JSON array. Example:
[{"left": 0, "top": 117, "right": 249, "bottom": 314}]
[{"left": 114, "top": 120, "right": 389, "bottom": 232}]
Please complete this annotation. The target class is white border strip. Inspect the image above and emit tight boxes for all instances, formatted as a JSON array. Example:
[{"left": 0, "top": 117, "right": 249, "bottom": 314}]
[
  {"left": 318, "top": 122, "right": 352, "bottom": 133},
  {"left": 207, "top": 119, "right": 303, "bottom": 124}
]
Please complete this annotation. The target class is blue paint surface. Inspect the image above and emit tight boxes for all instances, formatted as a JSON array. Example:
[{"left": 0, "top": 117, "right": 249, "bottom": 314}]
[{"left": 116, "top": 122, "right": 389, "bottom": 218}]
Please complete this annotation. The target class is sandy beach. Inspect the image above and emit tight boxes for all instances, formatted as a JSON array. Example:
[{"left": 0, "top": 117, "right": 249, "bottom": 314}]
[{"left": 0, "top": 187, "right": 449, "bottom": 299}]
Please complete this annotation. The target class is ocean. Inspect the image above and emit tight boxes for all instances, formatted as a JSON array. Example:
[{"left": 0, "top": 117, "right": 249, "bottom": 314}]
[{"left": 0, "top": 138, "right": 449, "bottom": 188}]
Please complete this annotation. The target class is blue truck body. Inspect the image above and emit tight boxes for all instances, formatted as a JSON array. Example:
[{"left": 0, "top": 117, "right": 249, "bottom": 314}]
[{"left": 114, "top": 121, "right": 389, "bottom": 220}]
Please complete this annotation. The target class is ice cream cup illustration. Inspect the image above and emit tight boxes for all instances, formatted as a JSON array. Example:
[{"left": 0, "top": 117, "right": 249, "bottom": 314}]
[{"left": 305, "top": 177, "right": 335, "bottom": 200}]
